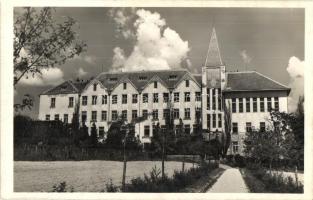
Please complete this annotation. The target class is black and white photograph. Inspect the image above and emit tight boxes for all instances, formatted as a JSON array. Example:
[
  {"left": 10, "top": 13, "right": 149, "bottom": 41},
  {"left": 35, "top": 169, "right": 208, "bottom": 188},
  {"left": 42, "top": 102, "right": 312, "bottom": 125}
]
[{"left": 1, "top": 1, "right": 313, "bottom": 199}]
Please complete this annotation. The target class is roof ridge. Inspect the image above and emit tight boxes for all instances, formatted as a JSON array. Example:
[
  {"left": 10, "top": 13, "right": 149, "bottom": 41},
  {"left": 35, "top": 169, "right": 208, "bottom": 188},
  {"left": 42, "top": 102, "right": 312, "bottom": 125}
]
[
  {"left": 98, "top": 69, "right": 189, "bottom": 76},
  {"left": 226, "top": 71, "right": 256, "bottom": 74}
]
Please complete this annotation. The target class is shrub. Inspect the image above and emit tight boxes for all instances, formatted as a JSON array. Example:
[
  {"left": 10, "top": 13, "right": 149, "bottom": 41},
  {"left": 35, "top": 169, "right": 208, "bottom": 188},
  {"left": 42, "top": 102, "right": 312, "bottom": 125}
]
[
  {"left": 105, "top": 179, "right": 120, "bottom": 192},
  {"left": 52, "top": 181, "right": 74, "bottom": 192}
]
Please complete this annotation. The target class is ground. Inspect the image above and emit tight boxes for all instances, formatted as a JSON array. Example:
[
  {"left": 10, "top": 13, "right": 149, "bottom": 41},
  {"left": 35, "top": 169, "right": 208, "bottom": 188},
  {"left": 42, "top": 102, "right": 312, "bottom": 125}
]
[
  {"left": 14, "top": 161, "right": 193, "bottom": 192},
  {"left": 206, "top": 164, "right": 249, "bottom": 193}
]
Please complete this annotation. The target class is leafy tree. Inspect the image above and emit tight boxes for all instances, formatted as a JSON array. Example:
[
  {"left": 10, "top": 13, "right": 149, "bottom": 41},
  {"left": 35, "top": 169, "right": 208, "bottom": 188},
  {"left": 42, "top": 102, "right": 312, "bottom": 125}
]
[
  {"left": 14, "top": 7, "right": 86, "bottom": 110},
  {"left": 223, "top": 101, "right": 232, "bottom": 157},
  {"left": 89, "top": 122, "right": 98, "bottom": 147}
]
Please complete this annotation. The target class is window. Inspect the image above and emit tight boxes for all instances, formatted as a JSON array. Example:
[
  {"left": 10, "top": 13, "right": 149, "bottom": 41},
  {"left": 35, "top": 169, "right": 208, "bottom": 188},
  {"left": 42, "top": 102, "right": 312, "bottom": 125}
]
[
  {"left": 207, "top": 89, "right": 211, "bottom": 110},
  {"left": 212, "top": 89, "right": 216, "bottom": 110},
  {"left": 102, "top": 95, "right": 107, "bottom": 104},
  {"left": 239, "top": 98, "right": 243, "bottom": 113},
  {"left": 174, "top": 92, "right": 179, "bottom": 102},
  {"left": 163, "top": 93, "right": 169, "bottom": 103},
  {"left": 123, "top": 82, "right": 127, "bottom": 90},
  {"left": 132, "top": 110, "right": 138, "bottom": 120},
  {"left": 196, "top": 92, "right": 201, "bottom": 102},
  {"left": 217, "top": 89, "right": 221, "bottom": 110},
  {"left": 93, "top": 83, "right": 97, "bottom": 91},
  {"left": 184, "top": 108, "right": 190, "bottom": 119},
  {"left": 132, "top": 94, "right": 138, "bottom": 104},
  {"left": 122, "top": 110, "right": 127, "bottom": 119},
  {"left": 232, "top": 141, "right": 239, "bottom": 153},
  {"left": 274, "top": 97, "right": 279, "bottom": 111},
  {"left": 173, "top": 109, "right": 179, "bottom": 119},
  {"left": 51, "top": 98, "right": 56, "bottom": 108},
  {"left": 184, "top": 92, "right": 190, "bottom": 102},
  {"left": 54, "top": 114, "right": 59, "bottom": 121},
  {"left": 246, "top": 122, "right": 252, "bottom": 132},
  {"left": 232, "top": 123, "right": 238, "bottom": 134},
  {"left": 92, "top": 111, "right": 97, "bottom": 122},
  {"left": 101, "top": 111, "right": 107, "bottom": 121},
  {"left": 267, "top": 97, "right": 272, "bottom": 112},
  {"left": 92, "top": 95, "right": 97, "bottom": 105},
  {"left": 260, "top": 122, "right": 266, "bottom": 132},
  {"left": 218, "top": 114, "right": 222, "bottom": 128},
  {"left": 142, "top": 93, "right": 148, "bottom": 103},
  {"left": 185, "top": 80, "right": 189, "bottom": 87},
  {"left": 246, "top": 98, "right": 250, "bottom": 112},
  {"left": 139, "top": 76, "right": 147, "bottom": 81},
  {"left": 153, "top": 93, "right": 158, "bottom": 103},
  {"left": 260, "top": 98, "right": 265, "bottom": 112},
  {"left": 64, "top": 114, "right": 68, "bottom": 123},
  {"left": 142, "top": 110, "right": 148, "bottom": 119},
  {"left": 232, "top": 98, "right": 236, "bottom": 113},
  {"left": 99, "top": 127, "right": 105, "bottom": 138},
  {"left": 112, "top": 110, "right": 118, "bottom": 121},
  {"left": 163, "top": 109, "right": 170, "bottom": 119},
  {"left": 122, "top": 94, "right": 127, "bottom": 104},
  {"left": 82, "top": 96, "right": 87, "bottom": 106},
  {"left": 212, "top": 114, "right": 216, "bottom": 128},
  {"left": 144, "top": 126, "right": 150, "bottom": 137},
  {"left": 154, "top": 81, "right": 158, "bottom": 88},
  {"left": 185, "top": 124, "right": 190, "bottom": 134},
  {"left": 45, "top": 115, "right": 50, "bottom": 121},
  {"left": 169, "top": 75, "right": 177, "bottom": 80},
  {"left": 253, "top": 98, "right": 258, "bottom": 112},
  {"left": 69, "top": 97, "right": 74, "bottom": 108},
  {"left": 207, "top": 114, "right": 211, "bottom": 130},
  {"left": 152, "top": 110, "right": 158, "bottom": 120},
  {"left": 112, "top": 95, "right": 117, "bottom": 104},
  {"left": 81, "top": 111, "right": 87, "bottom": 122}
]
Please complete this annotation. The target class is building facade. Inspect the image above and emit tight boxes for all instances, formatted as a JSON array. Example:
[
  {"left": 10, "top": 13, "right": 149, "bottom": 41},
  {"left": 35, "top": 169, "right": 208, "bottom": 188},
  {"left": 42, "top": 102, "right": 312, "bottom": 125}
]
[{"left": 38, "top": 28, "right": 290, "bottom": 154}]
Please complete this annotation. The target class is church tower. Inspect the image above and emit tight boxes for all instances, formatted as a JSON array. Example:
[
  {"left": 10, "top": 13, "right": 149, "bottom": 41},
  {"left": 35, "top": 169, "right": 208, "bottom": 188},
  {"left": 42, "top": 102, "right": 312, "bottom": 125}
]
[{"left": 202, "top": 27, "right": 226, "bottom": 133}]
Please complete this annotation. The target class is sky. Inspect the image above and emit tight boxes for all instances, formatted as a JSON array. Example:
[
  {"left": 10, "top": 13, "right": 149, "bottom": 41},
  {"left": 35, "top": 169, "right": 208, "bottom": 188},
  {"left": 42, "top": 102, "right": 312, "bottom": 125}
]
[{"left": 14, "top": 7, "right": 304, "bottom": 119}]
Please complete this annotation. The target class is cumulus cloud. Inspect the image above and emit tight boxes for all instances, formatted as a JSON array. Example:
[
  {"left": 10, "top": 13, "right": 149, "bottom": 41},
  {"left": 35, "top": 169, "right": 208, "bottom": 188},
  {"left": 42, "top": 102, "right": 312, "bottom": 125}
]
[
  {"left": 240, "top": 50, "right": 252, "bottom": 64},
  {"left": 108, "top": 8, "right": 136, "bottom": 39},
  {"left": 77, "top": 67, "right": 88, "bottom": 78},
  {"left": 74, "top": 54, "right": 97, "bottom": 65},
  {"left": 19, "top": 67, "right": 64, "bottom": 86},
  {"left": 110, "top": 8, "right": 190, "bottom": 71},
  {"left": 286, "top": 56, "right": 304, "bottom": 112}
]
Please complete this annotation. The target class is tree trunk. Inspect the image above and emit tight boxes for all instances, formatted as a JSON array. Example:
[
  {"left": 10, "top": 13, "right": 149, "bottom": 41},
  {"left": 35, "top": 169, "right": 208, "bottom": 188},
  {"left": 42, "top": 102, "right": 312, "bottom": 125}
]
[
  {"left": 182, "top": 154, "right": 185, "bottom": 172},
  {"left": 161, "top": 132, "right": 165, "bottom": 179},
  {"left": 122, "top": 133, "right": 128, "bottom": 191}
]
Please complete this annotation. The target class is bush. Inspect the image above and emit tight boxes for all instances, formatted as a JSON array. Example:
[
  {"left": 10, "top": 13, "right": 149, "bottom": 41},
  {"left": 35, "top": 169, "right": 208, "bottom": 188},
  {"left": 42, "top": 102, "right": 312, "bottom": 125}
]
[
  {"left": 124, "top": 163, "right": 218, "bottom": 192},
  {"left": 52, "top": 181, "right": 74, "bottom": 192},
  {"left": 234, "top": 154, "right": 246, "bottom": 168},
  {"left": 105, "top": 179, "right": 120, "bottom": 192}
]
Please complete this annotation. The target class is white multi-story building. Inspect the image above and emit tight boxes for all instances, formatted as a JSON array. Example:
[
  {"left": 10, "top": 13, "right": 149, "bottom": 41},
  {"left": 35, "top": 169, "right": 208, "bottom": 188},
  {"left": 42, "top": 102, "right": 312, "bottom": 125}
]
[{"left": 38, "top": 28, "right": 290, "bottom": 154}]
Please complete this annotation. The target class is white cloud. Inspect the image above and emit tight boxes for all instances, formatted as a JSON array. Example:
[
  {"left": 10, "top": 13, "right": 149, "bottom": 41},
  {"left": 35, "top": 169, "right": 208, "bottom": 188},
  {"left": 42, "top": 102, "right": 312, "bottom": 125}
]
[
  {"left": 286, "top": 56, "right": 304, "bottom": 112},
  {"left": 77, "top": 67, "right": 88, "bottom": 78},
  {"left": 19, "top": 67, "right": 64, "bottom": 86},
  {"left": 74, "top": 54, "right": 96, "bottom": 65},
  {"left": 108, "top": 8, "right": 136, "bottom": 39},
  {"left": 110, "top": 8, "right": 190, "bottom": 71},
  {"left": 240, "top": 49, "right": 252, "bottom": 64}
]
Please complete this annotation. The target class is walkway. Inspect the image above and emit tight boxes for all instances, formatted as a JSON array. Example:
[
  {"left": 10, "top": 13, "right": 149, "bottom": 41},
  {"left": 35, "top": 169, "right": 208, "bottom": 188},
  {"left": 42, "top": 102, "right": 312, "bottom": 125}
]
[{"left": 207, "top": 164, "right": 249, "bottom": 193}]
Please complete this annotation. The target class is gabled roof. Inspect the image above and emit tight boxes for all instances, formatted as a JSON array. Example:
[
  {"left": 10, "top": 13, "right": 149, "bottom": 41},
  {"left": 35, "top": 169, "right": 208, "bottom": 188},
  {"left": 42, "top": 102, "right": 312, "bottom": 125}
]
[
  {"left": 225, "top": 71, "right": 290, "bottom": 93},
  {"left": 96, "top": 69, "right": 196, "bottom": 92},
  {"left": 205, "top": 27, "right": 223, "bottom": 67},
  {"left": 41, "top": 80, "right": 89, "bottom": 95}
]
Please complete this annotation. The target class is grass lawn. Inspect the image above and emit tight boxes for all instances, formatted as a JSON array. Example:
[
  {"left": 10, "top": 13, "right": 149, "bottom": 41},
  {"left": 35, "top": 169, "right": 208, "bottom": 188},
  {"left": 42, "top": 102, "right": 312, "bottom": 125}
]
[{"left": 14, "top": 160, "right": 193, "bottom": 192}]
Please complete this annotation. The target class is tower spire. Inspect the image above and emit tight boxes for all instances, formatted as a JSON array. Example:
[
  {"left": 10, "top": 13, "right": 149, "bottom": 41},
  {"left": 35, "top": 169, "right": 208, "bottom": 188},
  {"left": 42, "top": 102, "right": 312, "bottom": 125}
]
[{"left": 204, "top": 27, "right": 223, "bottom": 67}]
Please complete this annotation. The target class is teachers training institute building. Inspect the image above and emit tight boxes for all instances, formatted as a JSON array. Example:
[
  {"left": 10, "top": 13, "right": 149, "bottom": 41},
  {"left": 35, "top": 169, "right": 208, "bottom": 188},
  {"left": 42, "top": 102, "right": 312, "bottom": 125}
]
[{"left": 38, "top": 28, "right": 290, "bottom": 155}]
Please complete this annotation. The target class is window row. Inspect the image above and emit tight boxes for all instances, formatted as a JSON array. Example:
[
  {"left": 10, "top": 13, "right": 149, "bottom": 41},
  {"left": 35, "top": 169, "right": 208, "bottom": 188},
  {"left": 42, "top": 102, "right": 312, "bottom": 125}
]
[
  {"left": 50, "top": 97, "right": 74, "bottom": 108},
  {"left": 206, "top": 113, "right": 223, "bottom": 130},
  {"left": 231, "top": 97, "right": 279, "bottom": 113},
  {"left": 143, "top": 123, "right": 194, "bottom": 137},
  {"left": 231, "top": 121, "right": 266, "bottom": 133},
  {"left": 45, "top": 114, "right": 70, "bottom": 123},
  {"left": 80, "top": 92, "right": 201, "bottom": 106},
  {"left": 206, "top": 88, "right": 222, "bottom": 111}
]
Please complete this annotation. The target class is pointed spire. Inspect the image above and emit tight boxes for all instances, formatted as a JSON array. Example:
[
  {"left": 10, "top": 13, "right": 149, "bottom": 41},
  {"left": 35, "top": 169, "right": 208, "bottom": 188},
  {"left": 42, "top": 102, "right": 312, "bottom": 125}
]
[{"left": 205, "top": 27, "right": 223, "bottom": 67}]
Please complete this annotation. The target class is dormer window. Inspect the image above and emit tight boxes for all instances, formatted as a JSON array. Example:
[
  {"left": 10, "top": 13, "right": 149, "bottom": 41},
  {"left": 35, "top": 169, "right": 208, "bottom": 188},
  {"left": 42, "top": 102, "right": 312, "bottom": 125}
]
[
  {"left": 169, "top": 75, "right": 177, "bottom": 80},
  {"left": 93, "top": 83, "right": 97, "bottom": 91},
  {"left": 109, "top": 77, "right": 117, "bottom": 82},
  {"left": 139, "top": 76, "right": 147, "bottom": 81}
]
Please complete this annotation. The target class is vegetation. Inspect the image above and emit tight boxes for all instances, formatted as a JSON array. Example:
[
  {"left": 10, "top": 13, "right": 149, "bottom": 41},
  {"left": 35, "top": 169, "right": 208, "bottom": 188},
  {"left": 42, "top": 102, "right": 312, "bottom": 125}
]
[
  {"left": 14, "top": 7, "right": 86, "bottom": 111},
  {"left": 52, "top": 181, "right": 74, "bottom": 192}
]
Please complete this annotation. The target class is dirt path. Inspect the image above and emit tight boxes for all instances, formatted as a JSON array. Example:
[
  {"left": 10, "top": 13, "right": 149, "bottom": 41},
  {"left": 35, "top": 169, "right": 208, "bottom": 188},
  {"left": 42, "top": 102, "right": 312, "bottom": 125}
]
[{"left": 206, "top": 164, "right": 249, "bottom": 193}]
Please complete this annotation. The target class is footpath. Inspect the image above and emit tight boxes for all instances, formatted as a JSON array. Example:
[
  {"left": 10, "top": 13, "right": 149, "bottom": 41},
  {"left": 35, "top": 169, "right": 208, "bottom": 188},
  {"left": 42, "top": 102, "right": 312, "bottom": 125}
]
[{"left": 206, "top": 164, "right": 249, "bottom": 193}]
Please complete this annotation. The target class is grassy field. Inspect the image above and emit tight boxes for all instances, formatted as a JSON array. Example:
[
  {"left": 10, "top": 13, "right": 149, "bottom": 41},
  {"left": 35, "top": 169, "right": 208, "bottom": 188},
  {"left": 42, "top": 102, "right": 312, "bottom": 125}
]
[{"left": 14, "top": 161, "right": 194, "bottom": 192}]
